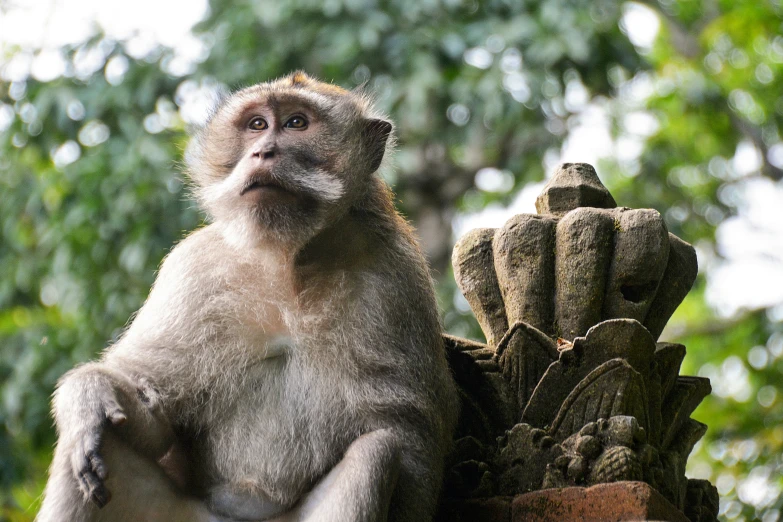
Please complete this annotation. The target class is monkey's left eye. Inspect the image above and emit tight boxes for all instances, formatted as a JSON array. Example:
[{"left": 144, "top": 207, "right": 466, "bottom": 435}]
[{"left": 284, "top": 115, "right": 308, "bottom": 130}]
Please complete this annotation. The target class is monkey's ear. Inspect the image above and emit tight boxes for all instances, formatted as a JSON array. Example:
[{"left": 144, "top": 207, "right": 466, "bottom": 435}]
[{"left": 364, "top": 118, "right": 393, "bottom": 173}]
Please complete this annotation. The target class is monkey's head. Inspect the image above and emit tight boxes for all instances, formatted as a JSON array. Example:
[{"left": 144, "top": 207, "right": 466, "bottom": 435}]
[{"left": 186, "top": 71, "right": 393, "bottom": 248}]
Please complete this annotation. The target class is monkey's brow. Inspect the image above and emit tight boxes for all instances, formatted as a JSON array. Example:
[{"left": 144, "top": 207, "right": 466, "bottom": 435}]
[{"left": 264, "top": 92, "right": 334, "bottom": 118}]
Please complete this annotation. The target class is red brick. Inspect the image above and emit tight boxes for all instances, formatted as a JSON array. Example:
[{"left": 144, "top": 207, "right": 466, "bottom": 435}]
[
  {"left": 511, "top": 481, "right": 688, "bottom": 522},
  {"left": 436, "top": 497, "right": 512, "bottom": 522}
]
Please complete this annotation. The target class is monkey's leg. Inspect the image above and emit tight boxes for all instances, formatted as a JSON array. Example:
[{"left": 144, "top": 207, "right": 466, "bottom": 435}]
[
  {"left": 37, "top": 430, "right": 217, "bottom": 522},
  {"left": 282, "top": 429, "right": 402, "bottom": 522}
]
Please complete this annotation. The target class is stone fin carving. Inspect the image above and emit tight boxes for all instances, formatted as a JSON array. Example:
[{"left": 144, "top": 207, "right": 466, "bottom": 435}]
[
  {"left": 647, "top": 363, "right": 663, "bottom": 446},
  {"left": 685, "top": 479, "right": 720, "bottom": 522},
  {"left": 444, "top": 334, "right": 516, "bottom": 444},
  {"left": 495, "top": 321, "right": 559, "bottom": 416},
  {"left": 668, "top": 418, "right": 708, "bottom": 463},
  {"left": 444, "top": 333, "right": 490, "bottom": 352},
  {"left": 577, "top": 318, "right": 657, "bottom": 373},
  {"left": 493, "top": 214, "right": 557, "bottom": 334},
  {"left": 645, "top": 234, "right": 698, "bottom": 340},
  {"left": 453, "top": 228, "right": 507, "bottom": 346},
  {"left": 654, "top": 343, "right": 686, "bottom": 402},
  {"left": 660, "top": 376, "right": 712, "bottom": 451}
]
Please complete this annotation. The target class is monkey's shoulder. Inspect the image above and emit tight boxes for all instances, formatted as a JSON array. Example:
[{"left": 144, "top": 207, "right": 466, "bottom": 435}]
[
  {"left": 160, "top": 225, "right": 227, "bottom": 274},
  {"left": 136, "top": 225, "right": 284, "bottom": 329},
  {"left": 157, "top": 225, "right": 276, "bottom": 286}
]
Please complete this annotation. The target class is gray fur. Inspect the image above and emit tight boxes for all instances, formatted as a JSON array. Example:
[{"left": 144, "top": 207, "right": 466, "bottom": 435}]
[{"left": 38, "top": 72, "right": 458, "bottom": 522}]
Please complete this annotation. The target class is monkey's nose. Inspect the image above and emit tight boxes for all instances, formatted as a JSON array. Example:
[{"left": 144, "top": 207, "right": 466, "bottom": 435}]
[{"left": 252, "top": 144, "right": 278, "bottom": 161}]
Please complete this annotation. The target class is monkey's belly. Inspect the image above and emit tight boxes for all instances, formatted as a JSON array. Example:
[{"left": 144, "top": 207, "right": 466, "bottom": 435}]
[
  {"left": 206, "top": 483, "right": 289, "bottom": 520},
  {"left": 197, "top": 358, "right": 355, "bottom": 516}
]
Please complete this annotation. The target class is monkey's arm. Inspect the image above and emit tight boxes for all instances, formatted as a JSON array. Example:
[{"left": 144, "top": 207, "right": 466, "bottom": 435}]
[
  {"left": 50, "top": 228, "right": 230, "bottom": 507},
  {"left": 52, "top": 363, "right": 176, "bottom": 507}
]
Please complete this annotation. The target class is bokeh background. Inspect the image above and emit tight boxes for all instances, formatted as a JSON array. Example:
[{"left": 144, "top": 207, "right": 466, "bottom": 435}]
[{"left": 1, "top": 0, "right": 782, "bottom": 520}]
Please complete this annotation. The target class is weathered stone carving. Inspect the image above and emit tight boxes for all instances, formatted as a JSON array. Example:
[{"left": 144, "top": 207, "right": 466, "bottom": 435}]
[{"left": 441, "top": 163, "right": 718, "bottom": 522}]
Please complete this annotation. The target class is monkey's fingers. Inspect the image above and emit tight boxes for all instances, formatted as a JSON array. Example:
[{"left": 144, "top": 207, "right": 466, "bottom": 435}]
[
  {"left": 74, "top": 451, "right": 111, "bottom": 507},
  {"left": 71, "top": 428, "right": 111, "bottom": 506},
  {"left": 103, "top": 398, "right": 127, "bottom": 426},
  {"left": 136, "top": 378, "right": 163, "bottom": 410},
  {"left": 88, "top": 449, "right": 108, "bottom": 480},
  {"left": 81, "top": 468, "right": 111, "bottom": 508}
]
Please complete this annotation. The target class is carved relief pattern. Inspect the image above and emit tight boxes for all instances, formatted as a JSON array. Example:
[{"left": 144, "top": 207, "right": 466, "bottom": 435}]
[{"left": 443, "top": 163, "right": 719, "bottom": 522}]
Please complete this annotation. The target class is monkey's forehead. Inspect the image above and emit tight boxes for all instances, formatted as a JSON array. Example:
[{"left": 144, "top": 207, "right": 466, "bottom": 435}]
[
  {"left": 229, "top": 72, "right": 364, "bottom": 113},
  {"left": 273, "top": 71, "right": 351, "bottom": 97},
  {"left": 228, "top": 86, "right": 343, "bottom": 113}
]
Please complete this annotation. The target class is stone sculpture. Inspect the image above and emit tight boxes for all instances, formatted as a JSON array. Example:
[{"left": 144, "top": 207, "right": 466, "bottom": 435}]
[{"left": 439, "top": 163, "right": 719, "bottom": 522}]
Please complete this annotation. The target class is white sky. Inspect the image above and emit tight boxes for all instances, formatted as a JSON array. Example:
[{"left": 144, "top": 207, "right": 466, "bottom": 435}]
[
  {"left": 1, "top": 0, "right": 782, "bottom": 318},
  {"left": 0, "top": 0, "right": 207, "bottom": 50}
]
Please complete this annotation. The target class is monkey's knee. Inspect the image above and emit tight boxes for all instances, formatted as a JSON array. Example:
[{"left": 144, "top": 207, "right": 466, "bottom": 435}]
[{"left": 39, "top": 432, "right": 210, "bottom": 522}]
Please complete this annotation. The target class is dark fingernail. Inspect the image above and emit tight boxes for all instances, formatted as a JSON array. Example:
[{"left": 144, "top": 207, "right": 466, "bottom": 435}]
[
  {"left": 91, "top": 492, "right": 106, "bottom": 508},
  {"left": 92, "top": 488, "right": 111, "bottom": 508}
]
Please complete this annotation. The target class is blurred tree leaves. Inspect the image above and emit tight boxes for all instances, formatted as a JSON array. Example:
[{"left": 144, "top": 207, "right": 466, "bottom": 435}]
[{"left": 1, "top": 0, "right": 782, "bottom": 520}]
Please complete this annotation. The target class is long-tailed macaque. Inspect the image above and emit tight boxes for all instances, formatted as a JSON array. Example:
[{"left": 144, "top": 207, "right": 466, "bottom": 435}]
[{"left": 37, "top": 72, "right": 458, "bottom": 522}]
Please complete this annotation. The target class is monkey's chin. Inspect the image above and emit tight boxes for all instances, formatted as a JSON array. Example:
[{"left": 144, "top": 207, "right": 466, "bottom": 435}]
[{"left": 238, "top": 196, "right": 324, "bottom": 247}]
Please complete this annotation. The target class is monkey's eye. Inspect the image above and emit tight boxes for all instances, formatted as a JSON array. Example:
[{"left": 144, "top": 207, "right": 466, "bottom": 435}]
[
  {"left": 248, "top": 117, "right": 268, "bottom": 131},
  {"left": 284, "top": 115, "right": 308, "bottom": 130}
]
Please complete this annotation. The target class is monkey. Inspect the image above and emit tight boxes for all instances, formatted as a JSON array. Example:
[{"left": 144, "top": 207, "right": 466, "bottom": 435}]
[{"left": 36, "top": 71, "right": 459, "bottom": 522}]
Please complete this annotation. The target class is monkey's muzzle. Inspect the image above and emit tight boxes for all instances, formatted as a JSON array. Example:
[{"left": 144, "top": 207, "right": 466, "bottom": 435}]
[{"left": 240, "top": 175, "right": 288, "bottom": 196}]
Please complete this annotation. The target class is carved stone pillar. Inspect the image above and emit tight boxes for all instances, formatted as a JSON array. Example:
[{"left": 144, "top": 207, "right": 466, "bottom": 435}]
[{"left": 438, "top": 163, "right": 718, "bottom": 522}]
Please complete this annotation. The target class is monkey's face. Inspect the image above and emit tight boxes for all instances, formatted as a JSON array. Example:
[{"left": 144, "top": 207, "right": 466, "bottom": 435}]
[{"left": 187, "top": 73, "right": 391, "bottom": 248}]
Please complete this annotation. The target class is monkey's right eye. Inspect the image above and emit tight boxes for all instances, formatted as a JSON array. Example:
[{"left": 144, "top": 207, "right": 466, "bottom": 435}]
[{"left": 248, "top": 117, "right": 268, "bottom": 131}]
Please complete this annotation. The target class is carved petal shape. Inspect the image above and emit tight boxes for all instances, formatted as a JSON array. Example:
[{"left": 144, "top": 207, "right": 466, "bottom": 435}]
[
  {"left": 660, "top": 376, "right": 712, "bottom": 451},
  {"left": 444, "top": 334, "right": 516, "bottom": 443},
  {"left": 522, "top": 319, "right": 655, "bottom": 430},
  {"left": 654, "top": 343, "right": 687, "bottom": 402},
  {"left": 547, "top": 359, "right": 650, "bottom": 441}
]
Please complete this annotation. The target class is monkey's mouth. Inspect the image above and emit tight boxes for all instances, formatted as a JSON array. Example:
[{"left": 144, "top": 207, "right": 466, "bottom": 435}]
[{"left": 240, "top": 177, "right": 289, "bottom": 196}]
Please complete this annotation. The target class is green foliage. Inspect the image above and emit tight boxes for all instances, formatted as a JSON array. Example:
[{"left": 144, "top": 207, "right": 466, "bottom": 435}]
[{"left": 1, "top": 1, "right": 781, "bottom": 520}]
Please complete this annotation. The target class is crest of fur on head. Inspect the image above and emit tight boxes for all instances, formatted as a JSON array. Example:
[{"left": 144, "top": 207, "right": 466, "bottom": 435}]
[{"left": 184, "top": 71, "right": 396, "bottom": 249}]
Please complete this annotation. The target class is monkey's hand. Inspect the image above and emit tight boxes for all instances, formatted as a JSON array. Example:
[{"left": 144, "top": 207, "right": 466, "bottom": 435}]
[
  {"left": 53, "top": 365, "right": 129, "bottom": 507},
  {"left": 53, "top": 365, "right": 175, "bottom": 508}
]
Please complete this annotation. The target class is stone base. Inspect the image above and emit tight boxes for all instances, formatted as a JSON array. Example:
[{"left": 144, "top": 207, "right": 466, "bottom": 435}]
[{"left": 438, "top": 482, "right": 689, "bottom": 522}]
